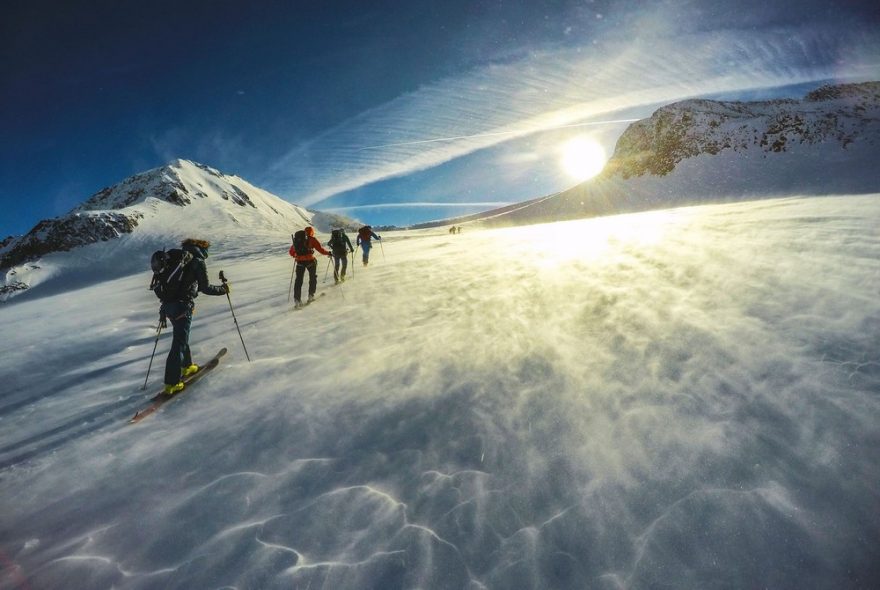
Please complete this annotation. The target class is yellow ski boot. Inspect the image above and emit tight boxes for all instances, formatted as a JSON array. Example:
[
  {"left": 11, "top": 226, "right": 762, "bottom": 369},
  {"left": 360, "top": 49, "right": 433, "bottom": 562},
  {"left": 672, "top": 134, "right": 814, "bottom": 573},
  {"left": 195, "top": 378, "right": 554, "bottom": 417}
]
[{"left": 163, "top": 382, "right": 185, "bottom": 395}]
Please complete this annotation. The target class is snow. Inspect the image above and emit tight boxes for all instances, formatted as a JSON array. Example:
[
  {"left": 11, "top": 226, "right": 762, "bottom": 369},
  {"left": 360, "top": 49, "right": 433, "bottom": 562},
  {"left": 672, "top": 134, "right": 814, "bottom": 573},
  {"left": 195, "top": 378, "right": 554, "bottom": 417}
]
[{"left": 1, "top": 194, "right": 879, "bottom": 588}]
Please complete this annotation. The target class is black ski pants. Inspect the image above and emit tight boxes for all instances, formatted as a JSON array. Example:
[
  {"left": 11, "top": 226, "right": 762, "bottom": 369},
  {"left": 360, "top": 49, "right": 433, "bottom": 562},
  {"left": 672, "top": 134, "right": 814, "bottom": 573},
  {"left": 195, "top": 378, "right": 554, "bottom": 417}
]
[
  {"left": 162, "top": 300, "right": 193, "bottom": 385},
  {"left": 294, "top": 259, "right": 318, "bottom": 302},
  {"left": 332, "top": 250, "right": 349, "bottom": 280}
]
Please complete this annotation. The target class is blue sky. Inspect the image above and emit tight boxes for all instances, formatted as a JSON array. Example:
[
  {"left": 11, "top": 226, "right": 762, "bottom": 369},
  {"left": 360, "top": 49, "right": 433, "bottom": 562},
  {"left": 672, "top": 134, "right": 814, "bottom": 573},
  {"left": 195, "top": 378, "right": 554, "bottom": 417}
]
[{"left": 2, "top": 0, "right": 879, "bottom": 237}]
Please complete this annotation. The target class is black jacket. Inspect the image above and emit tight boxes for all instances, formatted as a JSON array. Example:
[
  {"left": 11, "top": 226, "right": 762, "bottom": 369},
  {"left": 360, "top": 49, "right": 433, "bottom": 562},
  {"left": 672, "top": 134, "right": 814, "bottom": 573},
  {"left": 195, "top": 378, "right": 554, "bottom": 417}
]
[
  {"left": 329, "top": 232, "right": 354, "bottom": 255},
  {"left": 178, "top": 243, "right": 226, "bottom": 301}
]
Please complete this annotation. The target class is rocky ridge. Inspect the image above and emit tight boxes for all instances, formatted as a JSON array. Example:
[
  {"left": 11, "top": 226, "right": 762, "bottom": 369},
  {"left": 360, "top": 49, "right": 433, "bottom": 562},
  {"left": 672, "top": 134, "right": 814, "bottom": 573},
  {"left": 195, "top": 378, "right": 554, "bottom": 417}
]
[{"left": 608, "top": 81, "right": 880, "bottom": 178}]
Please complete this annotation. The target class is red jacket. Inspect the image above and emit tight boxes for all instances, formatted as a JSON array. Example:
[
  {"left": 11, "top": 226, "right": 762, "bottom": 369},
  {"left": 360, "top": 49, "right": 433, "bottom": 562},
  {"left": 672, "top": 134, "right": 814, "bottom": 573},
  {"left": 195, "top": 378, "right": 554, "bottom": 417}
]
[{"left": 289, "top": 235, "right": 330, "bottom": 263}]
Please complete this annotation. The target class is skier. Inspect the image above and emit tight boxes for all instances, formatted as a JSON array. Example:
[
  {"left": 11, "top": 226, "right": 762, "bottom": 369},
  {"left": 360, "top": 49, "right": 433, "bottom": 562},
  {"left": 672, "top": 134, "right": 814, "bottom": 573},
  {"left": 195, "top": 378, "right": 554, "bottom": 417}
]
[
  {"left": 327, "top": 228, "right": 354, "bottom": 283},
  {"left": 161, "top": 238, "right": 228, "bottom": 395},
  {"left": 356, "top": 225, "right": 382, "bottom": 266},
  {"left": 289, "top": 226, "right": 331, "bottom": 308}
]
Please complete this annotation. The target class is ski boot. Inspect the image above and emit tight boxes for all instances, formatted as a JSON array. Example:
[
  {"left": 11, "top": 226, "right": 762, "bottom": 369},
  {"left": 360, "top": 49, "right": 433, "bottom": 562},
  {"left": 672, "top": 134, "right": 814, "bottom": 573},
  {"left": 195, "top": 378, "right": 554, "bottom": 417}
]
[
  {"left": 163, "top": 382, "right": 185, "bottom": 396},
  {"left": 182, "top": 364, "right": 199, "bottom": 378}
]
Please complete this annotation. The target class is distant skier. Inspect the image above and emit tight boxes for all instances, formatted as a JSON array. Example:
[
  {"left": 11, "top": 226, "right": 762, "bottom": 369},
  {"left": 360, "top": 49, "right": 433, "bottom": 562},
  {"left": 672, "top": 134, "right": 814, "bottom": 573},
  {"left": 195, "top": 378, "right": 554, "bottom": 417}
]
[
  {"left": 327, "top": 228, "right": 354, "bottom": 283},
  {"left": 356, "top": 225, "right": 382, "bottom": 266},
  {"left": 159, "top": 238, "right": 228, "bottom": 395},
  {"left": 289, "top": 226, "right": 331, "bottom": 308}
]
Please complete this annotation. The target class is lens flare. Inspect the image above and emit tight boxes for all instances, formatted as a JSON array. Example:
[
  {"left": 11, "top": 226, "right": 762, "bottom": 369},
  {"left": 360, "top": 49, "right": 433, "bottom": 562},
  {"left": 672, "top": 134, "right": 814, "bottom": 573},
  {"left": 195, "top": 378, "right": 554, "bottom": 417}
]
[{"left": 560, "top": 136, "right": 607, "bottom": 181}]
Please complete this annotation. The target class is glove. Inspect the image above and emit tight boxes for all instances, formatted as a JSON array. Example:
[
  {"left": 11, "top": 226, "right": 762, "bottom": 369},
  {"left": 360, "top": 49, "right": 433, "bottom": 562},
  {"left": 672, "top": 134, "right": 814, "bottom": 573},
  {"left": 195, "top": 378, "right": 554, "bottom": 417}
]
[{"left": 159, "top": 309, "right": 167, "bottom": 329}]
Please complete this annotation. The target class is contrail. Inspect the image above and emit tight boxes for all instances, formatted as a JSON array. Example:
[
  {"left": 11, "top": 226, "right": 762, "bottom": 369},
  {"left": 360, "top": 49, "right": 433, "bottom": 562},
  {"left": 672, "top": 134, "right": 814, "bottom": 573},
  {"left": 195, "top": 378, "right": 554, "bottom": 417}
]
[
  {"left": 325, "top": 201, "right": 511, "bottom": 212},
  {"left": 355, "top": 118, "right": 641, "bottom": 151}
]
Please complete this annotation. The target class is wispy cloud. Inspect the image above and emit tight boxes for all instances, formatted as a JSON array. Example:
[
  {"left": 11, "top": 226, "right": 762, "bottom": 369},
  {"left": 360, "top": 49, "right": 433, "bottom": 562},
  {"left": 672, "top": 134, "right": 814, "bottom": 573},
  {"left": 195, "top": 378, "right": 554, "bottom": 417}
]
[
  {"left": 149, "top": 128, "right": 248, "bottom": 171},
  {"left": 325, "top": 201, "right": 511, "bottom": 212},
  {"left": 266, "top": 19, "right": 880, "bottom": 207},
  {"left": 352, "top": 119, "right": 641, "bottom": 151}
]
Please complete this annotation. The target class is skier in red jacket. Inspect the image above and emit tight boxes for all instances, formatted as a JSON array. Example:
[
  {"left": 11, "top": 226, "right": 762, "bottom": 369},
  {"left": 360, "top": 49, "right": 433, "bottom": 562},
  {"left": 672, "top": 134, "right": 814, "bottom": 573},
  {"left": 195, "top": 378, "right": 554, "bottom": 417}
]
[{"left": 289, "top": 226, "right": 331, "bottom": 308}]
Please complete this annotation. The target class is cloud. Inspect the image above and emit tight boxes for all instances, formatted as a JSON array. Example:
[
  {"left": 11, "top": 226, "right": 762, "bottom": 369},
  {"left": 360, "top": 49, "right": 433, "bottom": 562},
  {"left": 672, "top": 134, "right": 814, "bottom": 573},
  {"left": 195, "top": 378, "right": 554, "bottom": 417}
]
[
  {"left": 325, "top": 201, "right": 511, "bottom": 213},
  {"left": 265, "top": 20, "right": 880, "bottom": 208},
  {"left": 149, "top": 128, "right": 248, "bottom": 170}
]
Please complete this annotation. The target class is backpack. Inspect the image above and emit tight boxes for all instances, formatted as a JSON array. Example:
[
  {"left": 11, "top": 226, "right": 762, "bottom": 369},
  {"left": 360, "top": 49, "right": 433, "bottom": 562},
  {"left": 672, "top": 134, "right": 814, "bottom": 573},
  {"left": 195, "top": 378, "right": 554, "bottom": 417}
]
[
  {"left": 149, "top": 248, "right": 193, "bottom": 302},
  {"left": 329, "top": 229, "right": 345, "bottom": 250},
  {"left": 292, "top": 230, "right": 310, "bottom": 256},
  {"left": 358, "top": 226, "right": 372, "bottom": 241}
]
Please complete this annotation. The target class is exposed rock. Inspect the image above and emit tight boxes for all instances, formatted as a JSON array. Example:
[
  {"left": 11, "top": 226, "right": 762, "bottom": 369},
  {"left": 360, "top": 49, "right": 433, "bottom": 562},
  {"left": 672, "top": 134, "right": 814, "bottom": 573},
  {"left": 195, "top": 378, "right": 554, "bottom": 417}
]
[
  {"left": 0, "top": 212, "right": 143, "bottom": 270},
  {"left": 609, "top": 81, "right": 880, "bottom": 179}
]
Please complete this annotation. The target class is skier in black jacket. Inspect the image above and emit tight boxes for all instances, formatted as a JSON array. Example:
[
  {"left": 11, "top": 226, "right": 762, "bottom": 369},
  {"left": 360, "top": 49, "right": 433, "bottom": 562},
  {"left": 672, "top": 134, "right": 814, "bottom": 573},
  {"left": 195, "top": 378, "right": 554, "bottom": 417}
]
[
  {"left": 327, "top": 228, "right": 354, "bottom": 283},
  {"left": 161, "top": 238, "right": 228, "bottom": 394}
]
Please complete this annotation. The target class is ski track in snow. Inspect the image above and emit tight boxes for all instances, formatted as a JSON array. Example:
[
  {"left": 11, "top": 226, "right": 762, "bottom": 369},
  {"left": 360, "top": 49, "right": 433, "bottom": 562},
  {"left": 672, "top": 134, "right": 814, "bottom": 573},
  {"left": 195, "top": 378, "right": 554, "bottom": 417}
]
[{"left": 1, "top": 195, "right": 880, "bottom": 589}]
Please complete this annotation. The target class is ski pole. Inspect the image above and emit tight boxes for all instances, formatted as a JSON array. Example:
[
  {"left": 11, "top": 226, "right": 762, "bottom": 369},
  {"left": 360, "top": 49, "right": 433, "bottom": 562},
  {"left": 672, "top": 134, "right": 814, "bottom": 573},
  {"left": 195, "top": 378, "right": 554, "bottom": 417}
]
[
  {"left": 142, "top": 318, "right": 164, "bottom": 389},
  {"left": 219, "top": 271, "right": 251, "bottom": 362},
  {"left": 348, "top": 251, "right": 354, "bottom": 278},
  {"left": 287, "top": 262, "right": 296, "bottom": 302},
  {"left": 323, "top": 256, "right": 332, "bottom": 282},
  {"left": 379, "top": 239, "right": 385, "bottom": 261}
]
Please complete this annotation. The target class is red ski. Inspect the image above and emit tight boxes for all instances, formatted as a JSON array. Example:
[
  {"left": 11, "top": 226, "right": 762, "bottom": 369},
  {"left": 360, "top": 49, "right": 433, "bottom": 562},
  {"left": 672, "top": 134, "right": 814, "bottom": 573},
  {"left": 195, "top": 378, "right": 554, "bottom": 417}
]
[{"left": 130, "top": 348, "right": 227, "bottom": 424}]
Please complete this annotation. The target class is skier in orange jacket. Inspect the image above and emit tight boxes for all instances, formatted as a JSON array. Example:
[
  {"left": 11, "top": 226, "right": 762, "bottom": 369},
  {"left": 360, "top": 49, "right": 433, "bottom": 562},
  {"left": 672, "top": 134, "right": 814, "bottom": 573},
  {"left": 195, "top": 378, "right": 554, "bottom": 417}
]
[{"left": 289, "top": 226, "right": 331, "bottom": 308}]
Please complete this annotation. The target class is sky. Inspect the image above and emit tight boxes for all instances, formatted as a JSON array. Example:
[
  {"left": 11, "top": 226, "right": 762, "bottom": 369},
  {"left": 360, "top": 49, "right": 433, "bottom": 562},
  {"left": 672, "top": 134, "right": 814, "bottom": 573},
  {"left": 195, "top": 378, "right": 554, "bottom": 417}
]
[
  {"left": 2, "top": 0, "right": 880, "bottom": 237},
  {"left": 1, "top": 195, "right": 878, "bottom": 587}
]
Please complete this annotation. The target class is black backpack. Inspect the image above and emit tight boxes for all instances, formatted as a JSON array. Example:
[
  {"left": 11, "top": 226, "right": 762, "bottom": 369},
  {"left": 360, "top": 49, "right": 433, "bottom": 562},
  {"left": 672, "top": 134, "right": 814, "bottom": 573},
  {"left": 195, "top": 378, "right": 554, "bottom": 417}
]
[
  {"left": 328, "top": 229, "right": 345, "bottom": 250},
  {"left": 292, "top": 230, "right": 310, "bottom": 256},
  {"left": 149, "top": 248, "right": 193, "bottom": 302}
]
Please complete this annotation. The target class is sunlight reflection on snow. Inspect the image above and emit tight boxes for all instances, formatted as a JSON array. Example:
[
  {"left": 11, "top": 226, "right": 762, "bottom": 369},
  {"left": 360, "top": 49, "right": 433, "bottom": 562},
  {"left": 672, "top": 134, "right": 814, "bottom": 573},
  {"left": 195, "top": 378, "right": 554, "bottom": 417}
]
[{"left": 497, "top": 208, "right": 687, "bottom": 267}]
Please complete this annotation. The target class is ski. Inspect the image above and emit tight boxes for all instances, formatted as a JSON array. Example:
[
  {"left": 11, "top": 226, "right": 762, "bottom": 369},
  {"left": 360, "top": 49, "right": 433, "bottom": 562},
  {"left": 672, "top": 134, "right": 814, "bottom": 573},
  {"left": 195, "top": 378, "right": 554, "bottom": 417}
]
[
  {"left": 130, "top": 348, "right": 228, "bottom": 424},
  {"left": 293, "top": 292, "right": 326, "bottom": 310}
]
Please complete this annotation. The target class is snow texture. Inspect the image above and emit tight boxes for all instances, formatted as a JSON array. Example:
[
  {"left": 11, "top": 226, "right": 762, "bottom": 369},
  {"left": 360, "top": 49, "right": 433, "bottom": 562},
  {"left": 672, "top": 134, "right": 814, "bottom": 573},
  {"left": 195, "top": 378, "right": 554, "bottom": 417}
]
[{"left": 1, "top": 194, "right": 879, "bottom": 589}]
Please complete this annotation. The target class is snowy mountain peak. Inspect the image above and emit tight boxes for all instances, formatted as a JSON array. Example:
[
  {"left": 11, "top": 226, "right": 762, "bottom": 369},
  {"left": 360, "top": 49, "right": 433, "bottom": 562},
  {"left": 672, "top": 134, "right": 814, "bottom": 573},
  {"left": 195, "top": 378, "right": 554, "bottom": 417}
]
[
  {"left": 1, "top": 160, "right": 356, "bottom": 302},
  {"left": 74, "top": 159, "right": 257, "bottom": 212}
]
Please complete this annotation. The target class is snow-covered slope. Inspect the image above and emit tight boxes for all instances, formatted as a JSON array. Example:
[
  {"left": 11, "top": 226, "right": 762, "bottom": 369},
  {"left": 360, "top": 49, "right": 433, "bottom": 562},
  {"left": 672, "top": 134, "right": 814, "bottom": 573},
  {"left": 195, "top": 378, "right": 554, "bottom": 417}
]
[
  {"left": 1, "top": 195, "right": 878, "bottom": 589},
  {"left": 0, "top": 159, "right": 356, "bottom": 302},
  {"left": 455, "top": 81, "right": 880, "bottom": 227}
]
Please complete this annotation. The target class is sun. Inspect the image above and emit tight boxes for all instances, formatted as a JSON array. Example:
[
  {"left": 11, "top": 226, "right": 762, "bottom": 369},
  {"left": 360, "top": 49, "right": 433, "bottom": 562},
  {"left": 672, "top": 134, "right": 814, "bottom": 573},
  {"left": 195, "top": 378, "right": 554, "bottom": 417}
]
[{"left": 560, "top": 136, "right": 607, "bottom": 181}]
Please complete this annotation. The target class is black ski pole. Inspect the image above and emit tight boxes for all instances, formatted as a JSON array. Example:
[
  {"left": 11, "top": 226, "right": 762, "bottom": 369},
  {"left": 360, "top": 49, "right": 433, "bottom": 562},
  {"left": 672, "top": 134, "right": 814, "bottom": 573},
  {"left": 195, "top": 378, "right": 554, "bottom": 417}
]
[
  {"left": 142, "top": 318, "right": 164, "bottom": 389},
  {"left": 220, "top": 271, "right": 251, "bottom": 362},
  {"left": 287, "top": 262, "right": 295, "bottom": 302}
]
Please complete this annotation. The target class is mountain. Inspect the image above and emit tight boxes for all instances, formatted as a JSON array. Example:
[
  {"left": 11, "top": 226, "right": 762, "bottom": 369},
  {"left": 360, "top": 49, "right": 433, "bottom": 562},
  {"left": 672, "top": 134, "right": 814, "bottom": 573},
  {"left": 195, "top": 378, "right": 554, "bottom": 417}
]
[
  {"left": 0, "top": 159, "right": 356, "bottom": 302},
  {"left": 448, "top": 81, "right": 880, "bottom": 227}
]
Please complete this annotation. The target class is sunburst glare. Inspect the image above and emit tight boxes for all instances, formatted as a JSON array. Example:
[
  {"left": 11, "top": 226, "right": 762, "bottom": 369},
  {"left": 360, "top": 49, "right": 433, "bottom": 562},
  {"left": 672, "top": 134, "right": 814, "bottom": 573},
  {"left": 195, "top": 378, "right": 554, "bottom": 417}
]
[{"left": 560, "top": 136, "right": 607, "bottom": 181}]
